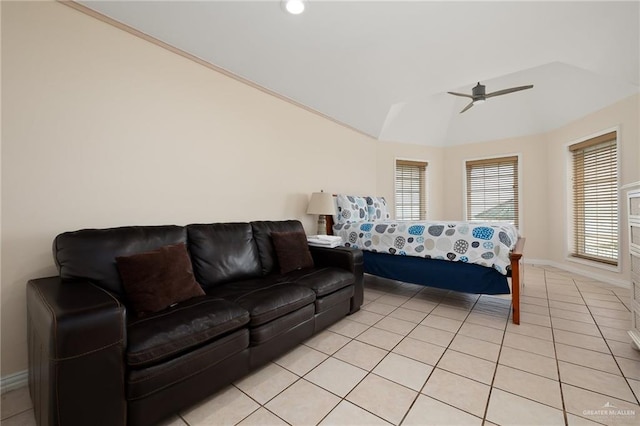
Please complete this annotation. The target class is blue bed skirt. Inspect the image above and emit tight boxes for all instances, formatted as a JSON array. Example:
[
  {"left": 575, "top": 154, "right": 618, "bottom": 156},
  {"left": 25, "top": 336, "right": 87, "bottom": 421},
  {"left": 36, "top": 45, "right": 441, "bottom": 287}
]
[{"left": 363, "top": 251, "right": 511, "bottom": 295}]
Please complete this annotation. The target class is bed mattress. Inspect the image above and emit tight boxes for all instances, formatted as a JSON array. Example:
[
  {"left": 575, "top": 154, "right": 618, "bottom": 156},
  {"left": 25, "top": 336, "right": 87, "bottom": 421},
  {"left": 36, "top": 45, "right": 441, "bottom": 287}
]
[{"left": 333, "top": 220, "right": 519, "bottom": 275}]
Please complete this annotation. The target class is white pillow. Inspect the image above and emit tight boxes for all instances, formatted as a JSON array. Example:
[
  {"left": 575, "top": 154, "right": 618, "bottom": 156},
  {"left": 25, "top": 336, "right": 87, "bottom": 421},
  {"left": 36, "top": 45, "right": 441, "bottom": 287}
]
[
  {"left": 334, "top": 194, "right": 368, "bottom": 224},
  {"left": 366, "top": 196, "right": 390, "bottom": 220}
]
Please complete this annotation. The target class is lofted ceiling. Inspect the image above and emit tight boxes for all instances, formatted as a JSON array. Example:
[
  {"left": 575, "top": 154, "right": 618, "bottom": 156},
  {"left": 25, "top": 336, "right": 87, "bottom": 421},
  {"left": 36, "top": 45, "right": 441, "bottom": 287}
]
[{"left": 76, "top": 0, "right": 639, "bottom": 146}]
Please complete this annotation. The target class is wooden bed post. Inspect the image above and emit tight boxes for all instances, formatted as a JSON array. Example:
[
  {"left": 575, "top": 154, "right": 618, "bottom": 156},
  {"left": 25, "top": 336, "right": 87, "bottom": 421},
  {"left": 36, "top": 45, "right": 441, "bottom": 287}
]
[
  {"left": 510, "top": 237, "right": 525, "bottom": 325},
  {"left": 326, "top": 215, "right": 335, "bottom": 235}
]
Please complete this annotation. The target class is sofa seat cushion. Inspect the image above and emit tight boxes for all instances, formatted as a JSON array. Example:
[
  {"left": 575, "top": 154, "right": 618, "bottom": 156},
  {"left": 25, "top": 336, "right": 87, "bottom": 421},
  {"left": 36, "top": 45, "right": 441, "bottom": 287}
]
[
  {"left": 127, "top": 328, "right": 249, "bottom": 400},
  {"left": 208, "top": 281, "right": 316, "bottom": 327},
  {"left": 315, "top": 286, "right": 354, "bottom": 313},
  {"left": 250, "top": 304, "right": 315, "bottom": 345},
  {"left": 127, "top": 296, "right": 250, "bottom": 368},
  {"left": 281, "top": 267, "right": 355, "bottom": 297}
]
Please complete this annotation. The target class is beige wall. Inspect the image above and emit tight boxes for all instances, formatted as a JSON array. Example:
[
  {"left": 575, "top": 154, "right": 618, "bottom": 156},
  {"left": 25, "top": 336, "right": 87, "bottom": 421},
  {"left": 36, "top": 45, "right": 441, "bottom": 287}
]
[
  {"left": 376, "top": 141, "right": 445, "bottom": 220},
  {"left": 1, "top": 1, "right": 378, "bottom": 377},
  {"left": 545, "top": 94, "right": 639, "bottom": 282}
]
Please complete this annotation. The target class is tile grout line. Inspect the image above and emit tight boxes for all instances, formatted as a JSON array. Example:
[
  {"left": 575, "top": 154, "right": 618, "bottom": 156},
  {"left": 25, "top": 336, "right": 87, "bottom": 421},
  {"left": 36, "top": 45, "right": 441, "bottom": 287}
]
[
  {"left": 545, "top": 268, "right": 570, "bottom": 426},
  {"left": 546, "top": 269, "right": 639, "bottom": 423},
  {"left": 353, "top": 284, "right": 501, "bottom": 424},
  {"left": 548, "top": 271, "right": 623, "bottom": 412},
  {"left": 249, "top": 272, "right": 632, "bottom": 423},
  {"left": 478, "top": 284, "right": 511, "bottom": 426},
  {"left": 365, "top": 288, "right": 451, "bottom": 425},
  {"left": 328, "top": 286, "right": 438, "bottom": 425},
  {"left": 305, "top": 286, "right": 424, "bottom": 425},
  {"left": 394, "top": 286, "right": 536, "bottom": 424},
  {"left": 492, "top": 269, "right": 614, "bottom": 422},
  {"left": 396, "top": 292, "right": 474, "bottom": 426},
  {"left": 402, "top": 290, "right": 496, "bottom": 425},
  {"left": 571, "top": 276, "right": 640, "bottom": 407}
]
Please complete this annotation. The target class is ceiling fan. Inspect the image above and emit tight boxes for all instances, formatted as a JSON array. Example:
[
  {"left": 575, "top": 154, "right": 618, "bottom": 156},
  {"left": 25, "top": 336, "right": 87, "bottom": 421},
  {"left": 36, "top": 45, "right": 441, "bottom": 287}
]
[{"left": 448, "top": 82, "right": 534, "bottom": 113}]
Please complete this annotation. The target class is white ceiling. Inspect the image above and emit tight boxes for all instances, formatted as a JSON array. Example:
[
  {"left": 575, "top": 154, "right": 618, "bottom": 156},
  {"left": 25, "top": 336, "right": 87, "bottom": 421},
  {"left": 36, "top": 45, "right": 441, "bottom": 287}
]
[{"left": 78, "top": 0, "right": 640, "bottom": 146}]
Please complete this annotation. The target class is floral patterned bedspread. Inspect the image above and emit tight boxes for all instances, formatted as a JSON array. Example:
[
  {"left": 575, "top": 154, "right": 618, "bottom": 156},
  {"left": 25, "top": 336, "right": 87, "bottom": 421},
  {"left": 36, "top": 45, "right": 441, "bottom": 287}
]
[{"left": 332, "top": 220, "right": 519, "bottom": 275}]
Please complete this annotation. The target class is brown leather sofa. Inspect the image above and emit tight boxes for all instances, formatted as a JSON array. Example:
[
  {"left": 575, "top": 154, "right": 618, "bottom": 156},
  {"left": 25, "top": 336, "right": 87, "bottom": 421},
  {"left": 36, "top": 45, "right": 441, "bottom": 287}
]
[{"left": 27, "top": 220, "right": 363, "bottom": 426}]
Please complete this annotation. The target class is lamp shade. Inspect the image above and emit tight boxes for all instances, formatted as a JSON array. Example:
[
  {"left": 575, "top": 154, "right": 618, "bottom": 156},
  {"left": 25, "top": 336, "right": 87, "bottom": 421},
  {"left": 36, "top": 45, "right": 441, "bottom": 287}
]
[{"left": 306, "top": 192, "right": 335, "bottom": 215}]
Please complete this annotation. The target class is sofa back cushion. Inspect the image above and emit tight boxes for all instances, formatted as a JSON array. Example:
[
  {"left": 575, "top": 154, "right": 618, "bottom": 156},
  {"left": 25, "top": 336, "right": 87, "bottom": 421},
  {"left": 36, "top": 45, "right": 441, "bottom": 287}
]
[
  {"left": 187, "top": 223, "right": 262, "bottom": 288},
  {"left": 54, "top": 225, "right": 187, "bottom": 295},
  {"left": 251, "top": 220, "right": 306, "bottom": 275}
]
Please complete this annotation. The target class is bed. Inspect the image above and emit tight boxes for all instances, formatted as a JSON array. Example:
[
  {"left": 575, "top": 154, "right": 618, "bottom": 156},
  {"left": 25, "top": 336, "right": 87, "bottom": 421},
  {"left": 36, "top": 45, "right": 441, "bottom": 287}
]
[{"left": 329, "top": 195, "right": 525, "bottom": 324}]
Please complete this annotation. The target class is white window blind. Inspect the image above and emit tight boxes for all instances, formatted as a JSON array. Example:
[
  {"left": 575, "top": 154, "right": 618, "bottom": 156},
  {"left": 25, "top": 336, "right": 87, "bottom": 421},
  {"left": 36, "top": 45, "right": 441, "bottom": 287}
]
[
  {"left": 466, "top": 156, "right": 519, "bottom": 228},
  {"left": 395, "top": 160, "right": 427, "bottom": 220},
  {"left": 570, "top": 131, "right": 618, "bottom": 266}
]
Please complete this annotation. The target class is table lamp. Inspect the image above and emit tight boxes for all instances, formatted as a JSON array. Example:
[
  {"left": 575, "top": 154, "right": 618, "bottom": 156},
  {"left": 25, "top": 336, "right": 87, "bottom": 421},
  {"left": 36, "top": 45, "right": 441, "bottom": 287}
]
[{"left": 307, "top": 191, "right": 335, "bottom": 235}]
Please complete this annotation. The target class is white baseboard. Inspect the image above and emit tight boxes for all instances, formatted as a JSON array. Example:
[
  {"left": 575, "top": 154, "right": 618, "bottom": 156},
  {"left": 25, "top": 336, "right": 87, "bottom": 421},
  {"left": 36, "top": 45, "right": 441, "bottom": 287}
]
[
  {"left": 524, "top": 259, "right": 631, "bottom": 288},
  {"left": 1, "top": 370, "right": 28, "bottom": 394}
]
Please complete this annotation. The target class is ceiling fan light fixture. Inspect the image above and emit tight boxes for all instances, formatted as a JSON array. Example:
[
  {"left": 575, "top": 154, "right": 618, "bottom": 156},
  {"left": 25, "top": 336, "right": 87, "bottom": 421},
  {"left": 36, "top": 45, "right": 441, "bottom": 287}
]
[
  {"left": 473, "top": 98, "right": 486, "bottom": 105},
  {"left": 283, "top": 0, "right": 306, "bottom": 15}
]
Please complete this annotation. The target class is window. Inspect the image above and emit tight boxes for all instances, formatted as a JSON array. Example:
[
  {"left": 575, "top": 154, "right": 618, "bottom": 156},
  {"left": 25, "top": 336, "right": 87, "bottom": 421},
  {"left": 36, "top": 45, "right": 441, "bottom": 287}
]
[
  {"left": 569, "top": 131, "right": 618, "bottom": 266},
  {"left": 395, "top": 160, "right": 427, "bottom": 220},
  {"left": 465, "top": 156, "right": 519, "bottom": 227}
]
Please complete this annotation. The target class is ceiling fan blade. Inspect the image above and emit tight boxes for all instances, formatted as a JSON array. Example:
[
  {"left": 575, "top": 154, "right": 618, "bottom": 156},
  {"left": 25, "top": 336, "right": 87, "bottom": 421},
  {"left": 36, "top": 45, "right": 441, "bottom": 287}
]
[
  {"left": 459, "top": 101, "right": 474, "bottom": 113},
  {"left": 448, "top": 91, "right": 474, "bottom": 99},
  {"left": 485, "top": 85, "right": 533, "bottom": 98}
]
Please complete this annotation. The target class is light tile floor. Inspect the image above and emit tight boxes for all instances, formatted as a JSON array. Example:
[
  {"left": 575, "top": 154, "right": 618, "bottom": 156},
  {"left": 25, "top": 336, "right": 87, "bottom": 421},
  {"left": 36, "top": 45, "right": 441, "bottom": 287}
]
[{"left": 3, "top": 265, "right": 640, "bottom": 425}]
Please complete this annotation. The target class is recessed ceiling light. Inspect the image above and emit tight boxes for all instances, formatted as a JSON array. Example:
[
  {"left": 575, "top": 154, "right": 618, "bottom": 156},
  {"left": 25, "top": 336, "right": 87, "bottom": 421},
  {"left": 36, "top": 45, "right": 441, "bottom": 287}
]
[{"left": 283, "top": 0, "right": 306, "bottom": 15}]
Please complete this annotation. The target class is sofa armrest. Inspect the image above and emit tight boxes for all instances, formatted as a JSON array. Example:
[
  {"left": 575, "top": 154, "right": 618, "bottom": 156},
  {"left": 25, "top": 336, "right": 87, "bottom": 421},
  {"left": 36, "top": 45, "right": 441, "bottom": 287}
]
[
  {"left": 309, "top": 246, "right": 364, "bottom": 313},
  {"left": 27, "top": 276, "right": 127, "bottom": 426}
]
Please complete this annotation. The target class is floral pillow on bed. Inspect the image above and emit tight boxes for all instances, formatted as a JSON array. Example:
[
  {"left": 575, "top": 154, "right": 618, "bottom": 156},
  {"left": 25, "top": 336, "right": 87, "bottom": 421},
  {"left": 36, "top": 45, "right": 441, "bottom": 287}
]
[
  {"left": 366, "top": 196, "right": 390, "bottom": 220},
  {"left": 334, "top": 194, "right": 368, "bottom": 224}
]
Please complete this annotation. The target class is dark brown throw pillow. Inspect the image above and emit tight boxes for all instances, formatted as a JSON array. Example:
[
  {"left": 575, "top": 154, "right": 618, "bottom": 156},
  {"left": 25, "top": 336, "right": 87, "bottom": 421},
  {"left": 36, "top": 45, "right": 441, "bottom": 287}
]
[
  {"left": 271, "top": 231, "right": 314, "bottom": 274},
  {"left": 116, "top": 243, "right": 204, "bottom": 316}
]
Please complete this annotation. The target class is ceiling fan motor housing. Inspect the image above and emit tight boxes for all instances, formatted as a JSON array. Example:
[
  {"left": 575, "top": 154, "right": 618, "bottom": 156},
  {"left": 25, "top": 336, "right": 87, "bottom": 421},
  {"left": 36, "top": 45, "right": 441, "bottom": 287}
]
[{"left": 472, "top": 83, "right": 486, "bottom": 100}]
